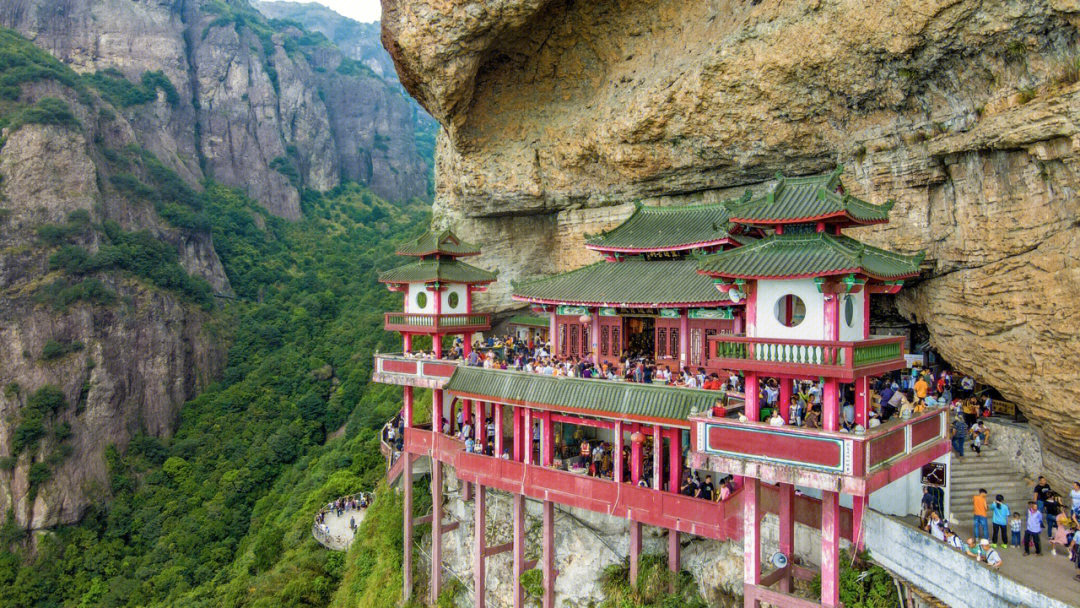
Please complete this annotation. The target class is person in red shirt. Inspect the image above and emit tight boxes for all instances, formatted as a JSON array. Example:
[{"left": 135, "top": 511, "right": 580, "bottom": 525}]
[{"left": 712, "top": 397, "right": 727, "bottom": 418}]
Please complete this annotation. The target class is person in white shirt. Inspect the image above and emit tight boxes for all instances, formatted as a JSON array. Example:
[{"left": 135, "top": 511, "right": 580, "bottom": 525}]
[
  {"left": 769, "top": 411, "right": 785, "bottom": 427},
  {"left": 980, "top": 539, "right": 1002, "bottom": 568}
]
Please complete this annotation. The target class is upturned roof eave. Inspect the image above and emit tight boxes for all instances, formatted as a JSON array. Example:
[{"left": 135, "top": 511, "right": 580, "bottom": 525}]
[
  {"left": 696, "top": 267, "right": 920, "bottom": 282},
  {"left": 583, "top": 237, "right": 738, "bottom": 254},
  {"left": 510, "top": 294, "right": 736, "bottom": 308},
  {"left": 727, "top": 210, "right": 890, "bottom": 227}
]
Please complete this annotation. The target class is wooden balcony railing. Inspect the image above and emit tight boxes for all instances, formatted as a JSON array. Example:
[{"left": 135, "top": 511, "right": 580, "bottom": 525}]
[
  {"left": 690, "top": 407, "right": 950, "bottom": 496},
  {"left": 372, "top": 353, "right": 460, "bottom": 388},
  {"left": 707, "top": 334, "right": 906, "bottom": 381},
  {"left": 384, "top": 312, "right": 491, "bottom": 333}
]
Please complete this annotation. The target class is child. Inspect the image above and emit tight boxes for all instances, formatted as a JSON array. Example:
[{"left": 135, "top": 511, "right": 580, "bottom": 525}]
[
  {"left": 1051, "top": 513, "right": 1072, "bottom": 555},
  {"left": 1010, "top": 511, "right": 1023, "bottom": 548}
]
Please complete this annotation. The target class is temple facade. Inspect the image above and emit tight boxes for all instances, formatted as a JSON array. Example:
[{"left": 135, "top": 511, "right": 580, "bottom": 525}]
[{"left": 372, "top": 167, "right": 949, "bottom": 608}]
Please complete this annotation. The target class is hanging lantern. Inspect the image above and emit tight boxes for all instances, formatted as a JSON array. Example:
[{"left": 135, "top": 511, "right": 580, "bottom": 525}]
[
  {"left": 630, "top": 431, "right": 645, "bottom": 445},
  {"left": 579, "top": 314, "right": 593, "bottom": 324}
]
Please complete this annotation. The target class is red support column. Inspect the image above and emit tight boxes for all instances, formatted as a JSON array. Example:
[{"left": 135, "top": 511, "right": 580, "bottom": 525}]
[
  {"left": 778, "top": 483, "right": 794, "bottom": 593},
  {"left": 542, "top": 411, "right": 554, "bottom": 467},
  {"left": 679, "top": 308, "right": 689, "bottom": 368},
  {"left": 629, "top": 520, "right": 642, "bottom": 588},
  {"left": 863, "top": 291, "right": 871, "bottom": 339},
  {"left": 549, "top": 312, "right": 557, "bottom": 353},
  {"left": 591, "top": 308, "right": 601, "bottom": 364},
  {"left": 403, "top": 332, "right": 412, "bottom": 353},
  {"left": 821, "top": 490, "right": 841, "bottom": 607},
  {"left": 524, "top": 408, "right": 534, "bottom": 466},
  {"left": 513, "top": 493, "right": 525, "bottom": 608},
  {"left": 403, "top": 386, "right": 414, "bottom": 427},
  {"left": 668, "top": 529, "right": 680, "bottom": 575},
  {"left": 853, "top": 494, "right": 867, "bottom": 551},
  {"left": 433, "top": 389, "right": 443, "bottom": 434},
  {"left": 463, "top": 332, "right": 472, "bottom": 357},
  {"left": 474, "top": 485, "right": 487, "bottom": 608},
  {"left": 668, "top": 429, "right": 681, "bottom": 493},
  {"left": 823, "top": 379, "right": 840, "bottom": 431},
  {"left": 495, "top": 402, "right": 505, "bottom": 457},
  {"left": 449, "top": 397, "right": 457, "bottom": 435},
  {"left": 652, "top": 425, "right": 662, "bottom": 490},
  {"left": 823, "top": 293, "right": 840, "bottom": 341},
  {"left": 614, "top": 421, "right": 624, "bottom": 483},
  {"left": 463, "top": 399, "right": 472, "bottom": 434},
  {"left": 630, "top": 425, "right": 642, "bottom": 486},
  {"left": 744, "top": 478, "right": 761, "bottom": 597},
  {"left": 744, "top": 372, "right": 759, "bottom": 421},
  {"left": 403, "top": 455, "right": 413, "bottom": 601},
  {"left": 430, "top": 459, "right": 443, "bottom": 604},
  {"left": 779, "top": 378, "right": 792, "bottom": 423},
  {"left": 513, "top": 407, "right": 522, "bottom": 462},
  {"left": 734, "top": 310, "right": 744, "bottom": 335},
  {"left": 745, "top": 283, "right": 757, "bottom": 336},
  {"left": 542, "top": 500, "right": 555, "bottom": 608},
  {"left": 854, "top": 376, "right": 870, "bottom": 427}
]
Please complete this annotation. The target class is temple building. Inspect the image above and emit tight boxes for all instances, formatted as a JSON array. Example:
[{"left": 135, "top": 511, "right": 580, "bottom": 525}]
[{"left": 372, "top": 167, "right": 950, "bottom": 608}]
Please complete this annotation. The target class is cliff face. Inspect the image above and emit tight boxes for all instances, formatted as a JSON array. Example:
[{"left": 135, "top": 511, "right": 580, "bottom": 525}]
[
  {"left": 2, "top": 0, "right": 430, "bottom": 218},
  {"left": 383, "top": 0, "right": 1080, "bottom": 480}
]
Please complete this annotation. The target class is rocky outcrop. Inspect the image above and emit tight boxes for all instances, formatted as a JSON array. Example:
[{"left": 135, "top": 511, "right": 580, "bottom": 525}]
[
  {"left": 2, "top": 0, "right": 431, "bottom": 218},
  {"left": 383, "top": 0, "right": 1080, "bottom": 482}
]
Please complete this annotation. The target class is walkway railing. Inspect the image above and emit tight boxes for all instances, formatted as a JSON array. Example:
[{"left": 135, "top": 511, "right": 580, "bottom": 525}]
[
  {"left": 384, "top": 312, "right": 491, "bottom": 333},
  {"left": 707, "top": 334, "right": 906, "bottom": 381}
]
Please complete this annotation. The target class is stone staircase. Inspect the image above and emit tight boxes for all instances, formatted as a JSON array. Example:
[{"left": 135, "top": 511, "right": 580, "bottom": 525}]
[{"left": 948, "top": 443, "right": 1034, "bottom": 527}]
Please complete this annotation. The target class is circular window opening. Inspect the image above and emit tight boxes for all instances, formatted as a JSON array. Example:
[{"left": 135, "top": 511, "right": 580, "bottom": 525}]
[
  {"left": 415, "top": 291, "right": 428, "bottom": 309},
  {"left": 773, "top": 294, "right": 806, "bottom": 328},
  {"left": 844, "top": 295, "right": 856, "bottom": 328},
  {"left": 448, "top": 292, "right": 460, "bottom": 310}
]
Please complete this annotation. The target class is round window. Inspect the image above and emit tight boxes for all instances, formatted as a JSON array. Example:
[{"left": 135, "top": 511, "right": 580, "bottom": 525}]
[
  {"left": 773, "top": 294, "right": 806, "bottom": 328},
  {"left": 415, "top": 291, "right": 428, "bottom": 309},
  {"left": 448, "top": 292, "right": 460, "bottom": 310},
  {"left": 844, "top": 295, "right": 855, "bottom": 328}
]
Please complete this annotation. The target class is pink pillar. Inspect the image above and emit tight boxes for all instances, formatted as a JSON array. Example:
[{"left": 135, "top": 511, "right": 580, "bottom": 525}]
[
  {"left": 668, "top": 429, "right": 681, "bottom": 493},
  {"left": 823, "top": 293, "right": 840, "bottom": 341},
  {"left": 463, "top": 332, "right": 472, "bottom": 357},
  {"left": 403, "top": 386, "right": 414, "bottom": 427},
  {"left": 542, "top": 411, "right": 554, "bottom": 466},
  {"left": 863, "top": 291, "right": 871, "bottom": 339},
  {"left": 549, "top": 312, "right": 557, "bottom": 353},
  {"left": 542, "top": 500, "right": 555, "bottom": 608},
  {"left": 614, "top": 421, "right": 624, "bottom": 483},
  {"left": 778, "top": 378, "right": 792, "bottom": 423},
  {"left": 853, "top": 494, "right": 867, "bottom": 551},
  {"left": 403, "top": 455, "right": 413, "bottom": 601},
  {"left": 823, "top": 379, "right": 840, "bottom": 431},
  {"left": 474, "top": 484, "right": 487, "bottom": 608},
  {"left": 476, "top": 401, "right": 486, "bottom": 442},
  {"left": 524, "top": 408, "right": 534, "bottom": 466},
  {"left": 629, "top": 520, "right": 642, "bottom": 587},
  {"left": 821, "top": 490, "right": 841, "bottom": 607},
  {"left": 433, "top": 389, "right": 443, "bottom": 434},
  {"left": 734, "top": 310, "right": 744, "bottom": 335},
  {"left": 430, "top": 460, "right": 443, "bottom": 604},
  {"left": 778, "top": 483, "right": 794, "bottom": 593},
  {"left": 744, "top": 372, "right": 759, "bottom": 421},
  {"left": 495, "top": 402, "right": 505, "bottom": 457},
  {"left": 679, "top": 308, "right": 689, "bottom": 367},
  {"left": 463, "top": 400, "right": 472, "bottom": 434},
  {"left": 668, "top": 529, "right": 680, "bottom": 575},
  {"left": 854, "top": 376, "right": 870, "bottom": 427},
  {"left": 513, "top": 407, "right": 522, "bottom": 462},
  {"left": 449, "top": 397, "right": 458, "bottom": 435},
  {"left": 403, "top": 332, "right": 412, "bottom": 353},
  {"left": 630, "top": 425, "right": 642, "bottom": 486},
  {"left": 745, "top": 283, "right": 757, "bottom": 336},
  {"left": 743, "top": 478, "right": 761, "bottom": 592},
  {"left": 591, "top": 308, "right": 601, "bottom": 363},
  {"left": 513, "top": 493, "right": 525, "bottom": 608},
  {"left": 652, "top": 425, "right": 662, "bottom": 490}
]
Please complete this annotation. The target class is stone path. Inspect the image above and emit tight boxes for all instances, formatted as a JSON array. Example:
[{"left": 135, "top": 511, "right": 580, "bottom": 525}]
[
  {"left": 948, "top": 443, "right": 1032, "bottom": 529},
  {"left": 312, "top": 504, "right": 369, "bottom": 551}
]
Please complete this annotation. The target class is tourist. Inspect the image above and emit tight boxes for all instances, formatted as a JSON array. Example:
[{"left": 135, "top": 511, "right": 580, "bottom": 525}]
[
  {"left": 898, "top": 389, "right": 916, "bottom": 419},
  {"left": 980, "top": 539, "right": 1002, "bottom": 569},
  {"left": 697, "top": 475, "right": 714, "bottom": 501},
  {"left": 914, "top": 374, "right": 930, "bottom": 400},
  {"left": 920, "top": 486, "right": 936, "bottom": 527},
  {"left": 1033, "top": 476, "right": 1054, "bottom": 520},
  {"left": 950, "top": 415, "right": 968, "bottom": 459},
  {"left": 972, "top": 489, "right": 989, "bottom": 540},
  {"left": 945, "top": 529, "right": 965, "bottom": 550},
  {"left": 769, "top": 410, "right": 785, "bottom": 427},
  {"left": 1009, "top": 511, "right": 1023, "bottom": 548},
  {"left": 926, "top": 511, "right": 946, "bottom": 541},
  {"left": 990, "top": 494, "right": 1010, "bottom": 548},
  {"left": 964, "top": 537, "right": 981, "bottom": 559},
  {"left": 841, "top": 400, "right": 855, "bottom": 429},
  {"left": 961, "top": 375, "right": 975, "bottom": 398},
  {"left": 803, "top": 406, "right": 820, "bottom": 429},
  {"left": 883, "top": 386, "right": 903, "bottom": 421},
  {"left": 969, "top": 419, "right": 987, "bottom": 456},
  {"left": 1024, "top": 501, "right": 1044, "bottom": 556},
  {"left": 962, "top": 397, "right": 979, "bottom": 427},
  {"left": 1050, "top": 513, "right": 1072, "bottom": 555},
  {"left": 1045, "top": 492, "right": 1063, "bottom": 540}
]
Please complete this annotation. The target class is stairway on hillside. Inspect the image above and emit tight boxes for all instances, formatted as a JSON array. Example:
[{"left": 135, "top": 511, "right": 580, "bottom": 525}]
[{"left": 948, "top": 443, "right": 1034, "bottom": 527}]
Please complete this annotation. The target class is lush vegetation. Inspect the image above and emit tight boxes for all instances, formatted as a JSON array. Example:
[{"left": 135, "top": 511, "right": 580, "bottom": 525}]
[
  {"left": 84, "top": 68, "right": 179, "bottom": 107},
  {"left": 1, "top": 178, "right": 430, "bottom": 607},
  {"left": 811, "top": 551, "right": 900, "bottom": 608},
  {"left": 595, "top": 553, "right": 710, "bottom": 608}
]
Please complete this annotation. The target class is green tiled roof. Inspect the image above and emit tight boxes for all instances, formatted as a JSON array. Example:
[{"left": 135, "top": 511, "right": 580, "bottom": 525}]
[
  {"left": 395, "top": 229, "right": 482, "bottom": 257},
  {"left": 445, "top": 366, "right": 719, "bottom": 426},
  {"left": 585, "top": 202, "right": 738, "bottom": 252},
  {"left": 508, "top": 315, "right": 549, "bottom": 328},
  {"left": 697, "top": 231, "right": 924, "bottom": 280},
  {"left": 378, "top": 258, "right": 497, "bottom": 284},
  {"left": 512, "top": 257, "right": 729, "bottom": 306},
  {"left": 726, "top": 166, "right": 894, "bottom": 226}
]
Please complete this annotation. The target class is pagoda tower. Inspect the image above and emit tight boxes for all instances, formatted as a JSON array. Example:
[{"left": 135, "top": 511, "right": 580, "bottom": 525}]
[
  {"left": 692, "top": 167, "right": 938, "bottom": 608},
  {"left": 377, "top": 228, "right": 495, "bottom": 604}
]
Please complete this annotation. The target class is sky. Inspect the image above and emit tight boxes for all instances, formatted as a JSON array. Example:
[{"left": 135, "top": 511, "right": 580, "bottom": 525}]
[{"left": 307, "top": 0, "right": 382, "bottom": 23}]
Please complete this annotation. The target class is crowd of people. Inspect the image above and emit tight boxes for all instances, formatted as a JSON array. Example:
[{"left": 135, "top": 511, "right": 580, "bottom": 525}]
[{"left": 313, "top": 492, "right": 373, "bottom": 540}]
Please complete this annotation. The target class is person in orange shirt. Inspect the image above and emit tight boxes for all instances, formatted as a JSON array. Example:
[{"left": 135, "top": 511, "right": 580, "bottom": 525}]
[
  {"left": 914, "top": 375, "right": 930, "bottom": 400},
  {"left": 973, "top": 488, "right": 990, "bottom": 540}
]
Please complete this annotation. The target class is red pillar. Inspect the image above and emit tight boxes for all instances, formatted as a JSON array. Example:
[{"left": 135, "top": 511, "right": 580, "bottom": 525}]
[
  {"left": 743, "top": 478, "right": 761, "bottom": 602},
  {"left": 549, "top": 312, "right": 557, "bottom": 353},
  {"left": 854, "top": 376, "right": 870, "bottom": 427},
  {"left": 524, "top": 408, "right": 534, "bottom": 466},
  {"left": 474, "top": 485, "right": 487, "bottom": 608},
  {"left": 495, "top": 402, "right": 505, "bottom": 457},
  {"left": 823, "top": 379, "right": 840, "bottom": 431},
  {"left": 667, "top": 429, "right": 681, "bottom": 493},
  {"left": 853, "top": 494, "right": 867, "bottom": 551},
  {"left": 744, "top": 372, "right": 759, "bottom": 421},
  {"left": 614, "top": 421, "right": 624, "bottom": 483},
  {"left": 679, "top": 308, "right": 689, "bottom": 367},
  {"left": 629, "top": 520, "right": 642, "bottom": 588},
  {"left": 513, "top": 493, "right": 525, "bottom": 608},
  {"left": 403, "top": 386, "right": 414, "bottom": 427},
  {"left": 403, "top": 455, "right": 413, "bottom": 601},
  {"left": 463, "top": 332, "right": 472, "bottom": 357},
  {"left": 778, "top": 483, "right": 794, "bottom": 593},
  {"left": 668, "top": 529, "right": 680, "bottom": 576},
  {"left": 821, "top": 490, "right": 841, "bottom": 607},
  {"left": 652, "top": 425, "right": 662, "bottom": 490},
  {"left": 463, "top": 399, "right": 472, "bottom": 435},
  {"left": 403, "top": 332, "right": 412, "bottom": 353},
  {"left": 430, "top": 460, "right": 443, "bottom": 604},
  {"left": 824, "top": 293, "right": 840, "bottom": 341},
  {"left": 542, "top": 500, "right": 555, "bottom": 608},
  {"left": 863, "top": 291, "right": 871, "bottom": 339},
  {"left": 433, "top": 389, "right": 443, "bottom": 434},
  {"left": 745, "top": 282, "right": 757, "bottom": 335},
  {"left": 542, "top": 411, "right": 554, "bottom": 467},
  {"left": 591, "top": 308, "right": 601, "bottom": 364},
  {"left": 630, "top": 425, "right": 642, "bottom": 486},
  {"left": 734, "top": 309, "right": 744, "bottom": 335},
  {"left": 778, "top": 378, "right": 792, "bottom": 423},
  {"left": 513, "top": 406, "right": 522, "bottom": 462}
]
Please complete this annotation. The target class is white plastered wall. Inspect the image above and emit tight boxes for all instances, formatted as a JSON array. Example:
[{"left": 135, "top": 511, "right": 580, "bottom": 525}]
[
  {"left": 405, "top": 282, "right": 434, "bottom": 313},
  {"left": 838, "top": 291, "right": 865, "bottom": 341},
  {"left": 755, "top": 278, "right": 825, "bottom": 340},
  {"left": 441, "top": 283, "right": 468, "bottom": 313}
]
